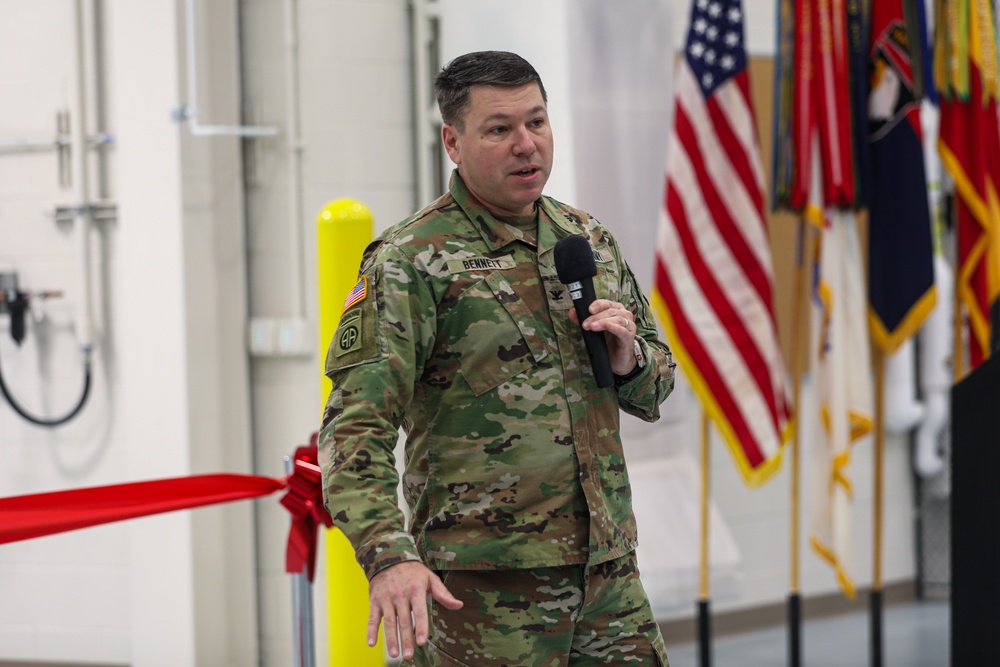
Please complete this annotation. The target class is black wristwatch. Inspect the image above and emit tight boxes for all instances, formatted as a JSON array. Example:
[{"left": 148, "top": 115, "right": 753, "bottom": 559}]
[{"left": 614, "top": 339, "right": 646, "bottom": 387}]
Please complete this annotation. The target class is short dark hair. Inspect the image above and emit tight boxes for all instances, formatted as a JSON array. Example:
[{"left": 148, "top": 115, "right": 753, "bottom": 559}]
[{"left": 434, "top": 51, "right": 548, "bottom": 130}]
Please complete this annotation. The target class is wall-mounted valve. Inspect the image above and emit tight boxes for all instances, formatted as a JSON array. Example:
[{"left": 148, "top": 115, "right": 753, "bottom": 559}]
[
  {"left": 0, "top": 272, "right": 64, "bottom": 346},
  {"left": 0, "top": 271, "right": 84, "bottom": 427},
  {"left": 0, "top": 272, "right": 26, "bottom": 345}
]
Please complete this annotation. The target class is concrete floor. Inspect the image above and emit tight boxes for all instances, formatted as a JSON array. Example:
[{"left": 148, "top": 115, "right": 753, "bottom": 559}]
[{"left": 663, "top": 600, "right": 949, "bottom": 667}]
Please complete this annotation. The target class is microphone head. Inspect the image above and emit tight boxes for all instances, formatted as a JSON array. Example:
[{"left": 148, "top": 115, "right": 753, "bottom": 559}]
[{"left": 554, "top": 235, "right": 596, "bottom": 283}]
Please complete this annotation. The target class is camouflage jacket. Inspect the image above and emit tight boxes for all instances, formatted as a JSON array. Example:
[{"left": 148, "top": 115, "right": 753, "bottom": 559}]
[{"left": 319, "top": 172, "right": 675, "bottom": 581}]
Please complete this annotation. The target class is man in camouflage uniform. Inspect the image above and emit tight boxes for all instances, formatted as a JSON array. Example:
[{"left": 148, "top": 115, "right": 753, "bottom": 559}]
[{"left": 320, "top": 51, "right": 675, "bottom": 666}]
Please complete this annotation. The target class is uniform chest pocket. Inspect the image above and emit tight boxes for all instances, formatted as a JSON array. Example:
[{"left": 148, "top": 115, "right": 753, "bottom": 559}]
[{"left": 447, "top": 271, "right": 548, "bottom": 396}]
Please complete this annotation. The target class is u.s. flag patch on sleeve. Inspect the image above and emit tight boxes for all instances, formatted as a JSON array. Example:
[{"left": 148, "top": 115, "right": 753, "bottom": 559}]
[{"left": 342, "top": 276, "right": 368, "bottom": 313}]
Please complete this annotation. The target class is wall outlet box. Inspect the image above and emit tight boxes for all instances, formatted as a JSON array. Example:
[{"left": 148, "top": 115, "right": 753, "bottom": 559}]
[
  {"left": 275, "top": 318, "right": 314, "bottom": 357},
  {"left": 248, "top": 317, "right": 314, "bottom": 357},
  {"left": 248, "top": 318, "right": 277, "bottom": 355}
]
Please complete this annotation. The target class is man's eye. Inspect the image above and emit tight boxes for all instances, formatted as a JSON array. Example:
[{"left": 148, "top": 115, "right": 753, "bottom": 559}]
[
  {"left": 489, "top": 127, "right": 507, "bottom": 135},
  {"left": 530, "top": 119, "right": 546, "bottom": 128}
]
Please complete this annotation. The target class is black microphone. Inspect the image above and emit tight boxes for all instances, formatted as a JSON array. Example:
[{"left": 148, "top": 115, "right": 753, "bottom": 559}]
[{"left": 554, "top": 235, "right": 614, "bottom": 388}]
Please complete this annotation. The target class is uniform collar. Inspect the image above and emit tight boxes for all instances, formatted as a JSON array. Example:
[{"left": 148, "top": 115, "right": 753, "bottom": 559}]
[
  {"left": 448, "top": 170, "right": 583, "bottom": 257},
  {"left": 537, "top": 196, "right": 583, "bottom": 258}
]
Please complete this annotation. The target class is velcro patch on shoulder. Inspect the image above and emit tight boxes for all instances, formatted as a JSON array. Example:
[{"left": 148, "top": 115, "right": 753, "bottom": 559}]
[
  {"left": 326, "top": 276, "right": 381, "bottom": 373},
  {"left": 334, "top": 309, "right": 364, "bottom": 356},
  {"left": 342, "top": 277, "right": 368, "bottom": 313}
]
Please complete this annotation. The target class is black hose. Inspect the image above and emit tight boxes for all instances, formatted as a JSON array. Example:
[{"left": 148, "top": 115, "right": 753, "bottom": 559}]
[{"left": 0, "top": 342, "right": 92, "bottom": 427}]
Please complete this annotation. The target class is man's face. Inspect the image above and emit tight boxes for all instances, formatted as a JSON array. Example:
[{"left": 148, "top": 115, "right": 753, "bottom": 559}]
[{"left": 442, "top": 83, "right": 553, "bottom": 218}]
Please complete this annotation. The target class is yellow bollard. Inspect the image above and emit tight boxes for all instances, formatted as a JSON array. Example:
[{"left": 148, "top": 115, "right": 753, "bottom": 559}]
[{"left": 316, "top": 199, "right": 383, "bottom": 666}]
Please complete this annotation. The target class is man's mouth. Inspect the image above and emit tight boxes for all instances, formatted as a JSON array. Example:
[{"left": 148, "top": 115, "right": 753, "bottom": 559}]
[{"left": 513, "top": 167, "right": 539, "bottom": 177}]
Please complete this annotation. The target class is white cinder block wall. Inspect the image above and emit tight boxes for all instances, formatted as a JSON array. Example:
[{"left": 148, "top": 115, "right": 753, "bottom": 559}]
[
  {"left": 0, "top": 1, "right": 916, "bottom": 666},
  {"left": 0, "top": 0, "right": 132, "bottom": 662},
  {"left": 239, "top": 0, "right": 420, "bottom": 663},
  {"left": 2, "top": 0, "right": 258, "bottom": 665}
]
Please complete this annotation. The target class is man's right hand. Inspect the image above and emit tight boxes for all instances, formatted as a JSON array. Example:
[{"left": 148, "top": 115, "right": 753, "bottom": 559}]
[{"left": 368, "top": 561, "right": 464, "bottom": 660}]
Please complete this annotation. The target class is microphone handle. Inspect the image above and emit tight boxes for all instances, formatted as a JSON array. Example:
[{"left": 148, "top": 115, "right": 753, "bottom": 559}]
[{"left": 569, "top": 278, "right": 615, "bottom": 388}]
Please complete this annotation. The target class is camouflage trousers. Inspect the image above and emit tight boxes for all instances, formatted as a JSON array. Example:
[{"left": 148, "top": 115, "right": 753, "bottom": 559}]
[{"left": 405, "top": 551, "right": 670, "bottom": 666}]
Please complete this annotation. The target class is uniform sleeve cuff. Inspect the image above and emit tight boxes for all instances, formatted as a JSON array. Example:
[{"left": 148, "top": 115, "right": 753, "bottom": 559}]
[
  {"left": 615, "top": 338, "right": 660, "bottom": 398},
  {"left": 355, "top": 531, "right": 423, "bottom": 581}
]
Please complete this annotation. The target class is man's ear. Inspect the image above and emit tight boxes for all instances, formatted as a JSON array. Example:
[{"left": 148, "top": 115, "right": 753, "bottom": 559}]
[{"left": 442, "top": 124, "right": 462, "bottom": 165}]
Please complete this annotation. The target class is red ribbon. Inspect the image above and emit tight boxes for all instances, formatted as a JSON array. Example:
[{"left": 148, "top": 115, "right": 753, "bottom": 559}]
[
  {"left": 279, "top": 437, "right": 333, "bottom": 581},
  {"left": 0, "top": 437, "right": 333, "bottom": 582},
  {"left": 0, "top": 473, "right": 285, "bottom": 545}
]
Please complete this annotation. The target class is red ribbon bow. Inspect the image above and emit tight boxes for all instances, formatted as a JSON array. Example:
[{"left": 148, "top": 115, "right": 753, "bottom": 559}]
[{"left": 280, "top": 437, "right": 333, "bottom": 581}]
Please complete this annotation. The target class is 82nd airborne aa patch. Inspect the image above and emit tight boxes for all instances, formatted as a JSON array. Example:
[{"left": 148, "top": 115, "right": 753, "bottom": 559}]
[{"left": 336, "top": 308, "right": 363, "bottom": 356}]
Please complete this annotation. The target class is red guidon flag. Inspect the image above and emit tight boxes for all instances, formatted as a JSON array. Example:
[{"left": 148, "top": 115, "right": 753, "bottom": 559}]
[
  {"left": 812, "top": 0, "right": 855, "bottom": 206},
  {"left": 936, "top": 0, "right": 1000, "bottom": 371},
  {"left": 652, "top": 0, "right": 792, "bottom": 486}
]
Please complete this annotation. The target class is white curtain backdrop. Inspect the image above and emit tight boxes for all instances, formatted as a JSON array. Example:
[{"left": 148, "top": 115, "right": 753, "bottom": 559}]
[{"left": 567, "top": 0, "right": 674, "bottom": 297}]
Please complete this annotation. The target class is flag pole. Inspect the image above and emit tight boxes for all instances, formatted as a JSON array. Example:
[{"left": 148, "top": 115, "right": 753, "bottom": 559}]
[
  {"left": 953, "top": 267, "right": 964, "bottom": 381},
  {"left": 951, "top": 186, "right": 963, "bottom": 381},
  {"left": 698, "top": 410, "right": 713, "bottom": 667},
  {"left": 787, "top": 219, "right": 807, "bottom": 667},
  {"left": 871, "top": 347, "right": 885, "bottom": 667}
]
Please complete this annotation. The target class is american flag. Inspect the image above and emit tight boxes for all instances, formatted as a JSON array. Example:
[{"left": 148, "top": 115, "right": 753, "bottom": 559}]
[
  {"left": 651, "top": 0, "right": 791, "bottom": 486},
  {"left": 342, "top": 276, "right": 368, "bottom": 313}
]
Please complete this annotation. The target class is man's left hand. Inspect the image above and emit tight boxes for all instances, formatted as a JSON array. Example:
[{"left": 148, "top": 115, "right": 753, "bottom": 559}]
[{"left": 569, "top": 299, "right": 638, "bottom": 376}]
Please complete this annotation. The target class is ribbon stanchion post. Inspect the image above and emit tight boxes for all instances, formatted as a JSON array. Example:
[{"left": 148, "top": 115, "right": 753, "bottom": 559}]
[{"left": 286, "top": 451, "right": 317, "bottom": 667}]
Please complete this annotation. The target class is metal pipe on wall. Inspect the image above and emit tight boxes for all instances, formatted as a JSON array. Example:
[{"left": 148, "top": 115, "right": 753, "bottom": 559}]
[
  {"left": 0, "top": 134, "right": 111, "bottom": 156},
  {"left": 183, "top": 0, "right": 278, "bottom": 137},
  {"left": 71, "top": 0, "right": 94, "bottom": 354},
  {"left": 282, "top": 0, "right": 306, "bottom": 319},
  {"left": 91, "top": 0, "right": 112, "bottom": 201},
  {"left": 409, "top": 0, "right": 437, "bottom": 208}
]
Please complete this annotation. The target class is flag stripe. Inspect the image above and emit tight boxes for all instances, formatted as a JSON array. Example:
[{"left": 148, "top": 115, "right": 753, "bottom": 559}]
[
  {"left": 679, "top": 69, "right": 773, "bottom": 271},
  {"left": 675, "top": 103, "right": 774, "bottom": 318},
  {"left": 668, "top": 100, "right": 783, "bottom": 392},
  {"left": 813, "top": 0, "right": 855, "bottom": 204},
  {"left": 673, "top": 86, "right": 786, "bottom": 384},
  {"left": 654, "top": 244, "right": 767, "bottom": 468},
  {"left": 664, "top": 134, "right": 784, "bottom": 434},
  {"left": 664, "top": 190, "right": 784, "bottom": 442},
  {"left": 708, "top": 76, "right": 765, "bottom": 215},
  {"left": 733, "top": 75, "right": 768, "bottom": 195},
  {"left": 660, "top": 141, "right": 782, "bottom": 463},
  {"left": 676, "top": 69, "right": 776, "bottom": 310},
  {"left": 661, "top": 166, "right": 786, "bottom": 420},
  {"left": 790, "top": 0, "right": 816, "bottom": 209}
]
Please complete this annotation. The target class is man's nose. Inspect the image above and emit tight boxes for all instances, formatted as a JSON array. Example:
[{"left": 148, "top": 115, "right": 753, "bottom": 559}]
[{"left": 511, "top": 127, "right": 537, "bottom": 156}]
